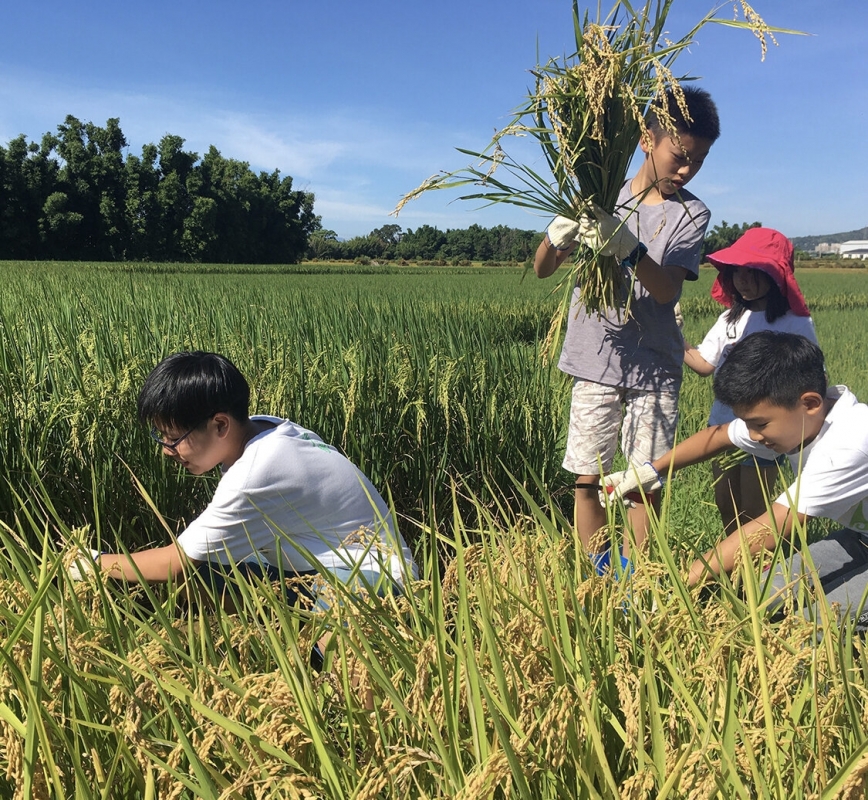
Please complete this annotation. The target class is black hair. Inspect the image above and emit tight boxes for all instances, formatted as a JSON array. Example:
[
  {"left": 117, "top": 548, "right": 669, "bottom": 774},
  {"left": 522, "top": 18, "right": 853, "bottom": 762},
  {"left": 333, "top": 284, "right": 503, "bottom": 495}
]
[
  {"left": 647, "top": 86, "right": 721, "bottom": 143},
  {"left": 713, "top": 332, "right": 826, "bottom": 410},
  {"left": 137, "top": 351, "right": 250, "bottom": 430},
  {"left": 719, "top": 267, "right": 790, "bottom": 325}
]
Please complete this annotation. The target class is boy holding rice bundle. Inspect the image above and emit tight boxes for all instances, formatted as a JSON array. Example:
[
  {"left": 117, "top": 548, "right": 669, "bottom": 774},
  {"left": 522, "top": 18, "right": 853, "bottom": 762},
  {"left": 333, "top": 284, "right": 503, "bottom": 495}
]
[
  {"left": 70, "top": 351, "right": 416, "bottom": 609},
  {"left": 608, "top": 331, "right": 868, "bottom": 631},
  {"left": 533, "top": 86, "right": 720, "bottom": 569}
]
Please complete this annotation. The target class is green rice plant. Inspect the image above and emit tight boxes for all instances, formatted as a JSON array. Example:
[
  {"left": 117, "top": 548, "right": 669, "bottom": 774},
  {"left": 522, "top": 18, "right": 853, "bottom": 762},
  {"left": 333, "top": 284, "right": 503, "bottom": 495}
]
[
  {"left": 0, "top": 263, "right": 571, "bottom": 548},
  {"left": 5, "top": 261, "right": 868, "bottom": 796},
  {"left": 4, "top": 261, "right": 868, "bottom": 555}
]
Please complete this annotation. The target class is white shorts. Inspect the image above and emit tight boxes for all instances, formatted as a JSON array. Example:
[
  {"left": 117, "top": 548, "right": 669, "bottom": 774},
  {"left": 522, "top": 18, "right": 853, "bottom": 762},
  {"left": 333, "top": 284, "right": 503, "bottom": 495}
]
[{"left": 563, "top": 379, "right": 679, "bottom": 475}]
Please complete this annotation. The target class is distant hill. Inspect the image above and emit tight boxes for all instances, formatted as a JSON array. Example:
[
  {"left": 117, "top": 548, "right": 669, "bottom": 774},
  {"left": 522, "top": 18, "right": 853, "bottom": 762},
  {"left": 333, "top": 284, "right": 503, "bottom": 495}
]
[{"left": 791, "top": 226, "right": 868, "bottom": 253}]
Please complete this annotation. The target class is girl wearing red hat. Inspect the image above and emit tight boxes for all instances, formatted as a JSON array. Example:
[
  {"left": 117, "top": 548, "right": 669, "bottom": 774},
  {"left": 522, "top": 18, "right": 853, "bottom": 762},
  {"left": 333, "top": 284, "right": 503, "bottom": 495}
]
[{"left": 683, "top": 227, "right": 818, "bottom": 533}]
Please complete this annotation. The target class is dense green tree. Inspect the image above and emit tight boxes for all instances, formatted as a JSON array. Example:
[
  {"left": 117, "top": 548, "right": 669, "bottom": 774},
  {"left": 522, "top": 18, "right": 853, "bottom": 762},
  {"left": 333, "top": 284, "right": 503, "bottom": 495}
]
[
  {"left": 328, "top": 222, "right": 542, "bottom": 263},
  {"left": 252, "top": 168, "right": 317, "bottom": 264},
  {"left": 0, "top": 117, "right": 317, "bottom": 263},
  {"left": 39, "top": 116, "right": 131, "bottom": 259},
  {"left": 307, "top": 229, "right": 340, "bottom": 260},
  {"left": 364, "top": 223, "right": 401, "bottom": 259},
  {"left": 0, "top": 117, "right": 557, "bottom": 265},
  {"left": 154, "top": 134, "right": 198, "bottom": 261},
  {"left": 702, "top": 220, "right": 762, "bottom": 258},
  {"left": 339, "top": 234, "right": 382, "bottom": 260},
  {"left": 371, "top": 223, "right": 402, "bottom": 245},
  {"left": 0, "top": 134, "right": 58, "bottom": 258},
  {"left": 124, "top": 143, "right": 161, "bottom": 260},
  {"left": 396, "top": 225, "right": 446, "bottom": 260}
]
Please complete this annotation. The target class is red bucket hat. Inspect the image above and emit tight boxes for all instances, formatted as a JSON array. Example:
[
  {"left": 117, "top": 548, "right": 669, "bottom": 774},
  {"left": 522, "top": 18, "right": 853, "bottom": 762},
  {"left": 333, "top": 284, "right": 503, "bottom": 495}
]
[{"left": 708, "top": 227, "right": 810, "bottom": 317}]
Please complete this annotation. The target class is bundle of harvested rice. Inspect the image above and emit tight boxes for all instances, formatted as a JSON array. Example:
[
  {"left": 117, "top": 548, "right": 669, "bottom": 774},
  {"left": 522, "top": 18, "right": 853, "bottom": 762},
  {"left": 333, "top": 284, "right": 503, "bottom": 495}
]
[{"left": 394, "top": 0, "right": 801, "bottom": 314}]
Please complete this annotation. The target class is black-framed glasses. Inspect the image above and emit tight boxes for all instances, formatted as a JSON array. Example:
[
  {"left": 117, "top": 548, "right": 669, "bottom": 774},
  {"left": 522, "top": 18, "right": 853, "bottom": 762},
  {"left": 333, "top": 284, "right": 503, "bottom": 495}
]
[{"left": 149, "top": 424, "right": 199, "bottom": 452}]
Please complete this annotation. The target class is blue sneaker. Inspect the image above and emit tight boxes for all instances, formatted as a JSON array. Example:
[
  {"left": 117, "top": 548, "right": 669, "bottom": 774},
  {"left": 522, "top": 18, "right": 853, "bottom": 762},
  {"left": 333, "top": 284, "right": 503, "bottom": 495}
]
[{"left": 590, "top": 549, "right": 612, "bottom": 576}]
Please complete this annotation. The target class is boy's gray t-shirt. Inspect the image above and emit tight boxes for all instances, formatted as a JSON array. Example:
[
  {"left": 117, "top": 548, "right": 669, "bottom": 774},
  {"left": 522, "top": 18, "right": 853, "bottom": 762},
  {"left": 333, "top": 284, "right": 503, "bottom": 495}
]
[{"left": 557, "top": 182, "right": 709, "bottom": 391}]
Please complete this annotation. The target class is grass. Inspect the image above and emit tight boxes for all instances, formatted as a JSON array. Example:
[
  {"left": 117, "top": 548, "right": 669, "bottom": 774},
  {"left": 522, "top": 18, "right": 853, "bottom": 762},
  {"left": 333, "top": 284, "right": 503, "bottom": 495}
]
[{"left": 2, "top": 260, "right": 868, "bottom": 795}]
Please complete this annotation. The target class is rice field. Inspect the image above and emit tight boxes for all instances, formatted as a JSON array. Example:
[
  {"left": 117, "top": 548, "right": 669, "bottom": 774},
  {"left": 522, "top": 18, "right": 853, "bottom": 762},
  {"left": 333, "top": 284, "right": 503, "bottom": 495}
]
[{"left": 2, "top": 260, "right": 868, "bottom": 797}]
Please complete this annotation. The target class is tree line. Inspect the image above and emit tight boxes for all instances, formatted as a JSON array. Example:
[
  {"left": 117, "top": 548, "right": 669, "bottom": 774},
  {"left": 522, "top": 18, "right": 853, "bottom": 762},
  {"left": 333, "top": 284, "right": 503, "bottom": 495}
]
[
  {"left": 0, "top": 116, "right": 764, "bottom": 265},
  {"left": 312, "top": 220, "right": 764, "bottom": 265},
  {"left": 308, "top": 223, "right": 544, "bottom": 264},
  {"left": 0, "top": 116, "right": 318, "bottom": 263}
]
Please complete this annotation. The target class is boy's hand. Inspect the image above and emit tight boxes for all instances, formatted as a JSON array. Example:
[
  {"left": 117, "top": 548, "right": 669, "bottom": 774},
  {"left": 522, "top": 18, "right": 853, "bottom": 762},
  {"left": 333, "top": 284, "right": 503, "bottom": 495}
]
[
  {"left": 578, "top": 204, "right": 640, "bottom": 261},
  {"left": 67, "top": 548, "right": 101, "bottom": 581},
  {"left": 603, "top": 462, "right": 663, "bottom": 500},
  {"left": 547, "top": 216, "right": 582, "bottom": 250}
]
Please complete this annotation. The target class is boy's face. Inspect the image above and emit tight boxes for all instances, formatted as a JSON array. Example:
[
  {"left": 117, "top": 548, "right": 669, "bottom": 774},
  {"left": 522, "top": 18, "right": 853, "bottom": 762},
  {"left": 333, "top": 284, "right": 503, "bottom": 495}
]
[
  {"left": 641, "top": 131, "right": 713, "bottom": 197},
  {"left": 152, "top": 416, "right": 229, "bottom": 475},
  {"left": 733, "top": 393, "right": 826, "bottom": 454}
]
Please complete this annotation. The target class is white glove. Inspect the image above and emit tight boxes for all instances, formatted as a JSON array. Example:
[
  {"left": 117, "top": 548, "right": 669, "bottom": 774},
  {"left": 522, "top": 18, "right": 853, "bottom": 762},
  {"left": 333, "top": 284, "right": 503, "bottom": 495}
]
[
  {"left": 577, "top": 204, "right": 640, "bottom": 261},
  {"left": 674, "top": 301, "right": 684, "bottom": 330},
  {"left": 68, "top": 548, "right": 101, "bottom": 581},
  {"left": 602, "top": 462, "right": 663, "bottom": 501},
  {"left": 547, "top": 216, "right": 582, "bottom": 250},
  {"left": 599, "top": 486, "right": 635, "bottom": 509}
]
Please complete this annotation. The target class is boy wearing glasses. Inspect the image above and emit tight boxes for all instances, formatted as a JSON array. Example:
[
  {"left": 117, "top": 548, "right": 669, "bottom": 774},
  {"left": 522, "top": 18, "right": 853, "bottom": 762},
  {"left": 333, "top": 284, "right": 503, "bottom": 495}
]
[{"left": 73, "top": 351, "right": 416, "bottom": 602}]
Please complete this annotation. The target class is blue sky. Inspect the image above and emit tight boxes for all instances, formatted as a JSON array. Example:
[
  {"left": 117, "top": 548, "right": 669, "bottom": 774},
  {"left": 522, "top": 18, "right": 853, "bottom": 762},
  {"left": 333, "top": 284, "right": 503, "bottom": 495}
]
[{"left": 1, "top": 1, "right": 865, "bottom": 240}]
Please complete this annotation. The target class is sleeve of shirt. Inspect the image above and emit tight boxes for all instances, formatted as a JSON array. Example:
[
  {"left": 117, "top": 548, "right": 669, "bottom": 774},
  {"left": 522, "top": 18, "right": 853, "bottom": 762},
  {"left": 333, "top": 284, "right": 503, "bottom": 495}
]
[
  {"left": 777, "top": 446, "right": 868, "bottom": 522},
  {"left": 176, "top": 467, "right": 269, "bottom": 564},
  {"left": 696, "top": 313, "right": 728, "bottom": 367},
  {"left": 795, "top": 315, "right": 818, "bottom": 345}
]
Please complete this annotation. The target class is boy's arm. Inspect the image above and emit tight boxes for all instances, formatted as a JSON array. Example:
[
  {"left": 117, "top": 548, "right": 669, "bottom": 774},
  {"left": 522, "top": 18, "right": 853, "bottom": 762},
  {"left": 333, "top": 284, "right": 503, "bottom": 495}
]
[
  {"left": 652, "top": 423, "right": 734, "bottom": 475},
  {"left": 605, "top": 424, "right": 735, "bottom": 498},
  {"left": 533, "top": 235, "right": 575, "bottom": 278},
  {"left": 96, "top": 543, "right": 198, "bottom": 583},
  {"left": 683, "top": 339, "right": 715, "bottom": 376},
  {"left": 633, "top": 255, "right": 689, "bottom": 305},
  {"left": 687, "top": 502, "right": 807, "bottom": 585}
]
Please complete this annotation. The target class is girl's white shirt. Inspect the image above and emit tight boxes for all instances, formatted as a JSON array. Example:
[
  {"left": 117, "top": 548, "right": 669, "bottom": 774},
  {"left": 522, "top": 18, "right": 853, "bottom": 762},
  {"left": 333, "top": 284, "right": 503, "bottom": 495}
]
[{"left": 697, "top": 309, "right": 818, "bottom": 426}]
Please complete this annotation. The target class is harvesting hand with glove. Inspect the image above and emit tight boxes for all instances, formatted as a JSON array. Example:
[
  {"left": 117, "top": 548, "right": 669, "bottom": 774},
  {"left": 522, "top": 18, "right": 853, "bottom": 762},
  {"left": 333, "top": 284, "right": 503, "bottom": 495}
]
[
  {"left": 577, "top": 203, "right": 692, "bottom": 304},
  {"left": 602, "top": 462, "right": 664, "bottom": 503},
  {"left": 534, "top": 213, "right": 586, "bottom": 278},
  {"left": 577, "top": 204, "right": 645, "bottom": 264},
  {"left": 546, "top": 215, "right": 583, "bottom": 251},
  {"left": 67, "top": 548, "right": 102, "bottom": 581}
]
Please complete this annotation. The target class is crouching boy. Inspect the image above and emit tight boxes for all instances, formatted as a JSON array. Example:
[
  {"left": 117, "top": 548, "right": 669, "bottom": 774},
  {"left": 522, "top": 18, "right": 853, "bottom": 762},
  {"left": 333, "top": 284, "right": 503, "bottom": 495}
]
[
  {"left": 74, "top": 351, "right": 417, "bottom": 607},
  {"left": 607, "top": 331, "right": 868, "bottom": 629}
]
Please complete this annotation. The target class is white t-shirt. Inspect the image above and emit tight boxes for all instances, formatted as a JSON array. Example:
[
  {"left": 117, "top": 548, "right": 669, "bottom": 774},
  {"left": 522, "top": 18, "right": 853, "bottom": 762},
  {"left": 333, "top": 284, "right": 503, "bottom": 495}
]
[
  {"left": 699, "top": 310, "right": 818, "bottom": 425},
  {"left": 728, "top": 386, "right": 868, "bottom": 529},
  {"left": 177, "top": 416, "right": 416, "bottom": 583}
]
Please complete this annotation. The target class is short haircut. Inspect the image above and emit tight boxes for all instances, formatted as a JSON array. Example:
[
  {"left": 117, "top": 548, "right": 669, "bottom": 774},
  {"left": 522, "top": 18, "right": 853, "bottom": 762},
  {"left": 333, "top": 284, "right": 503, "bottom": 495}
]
[
  {"left": 137, "top": 351, "right": 250, "bottom": 430},
  {"left": 648, "top": 86, "right": 721, "bottom": 143},
  {"left": 713, "top": 332, "right": 826, "bottom": 410}
]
